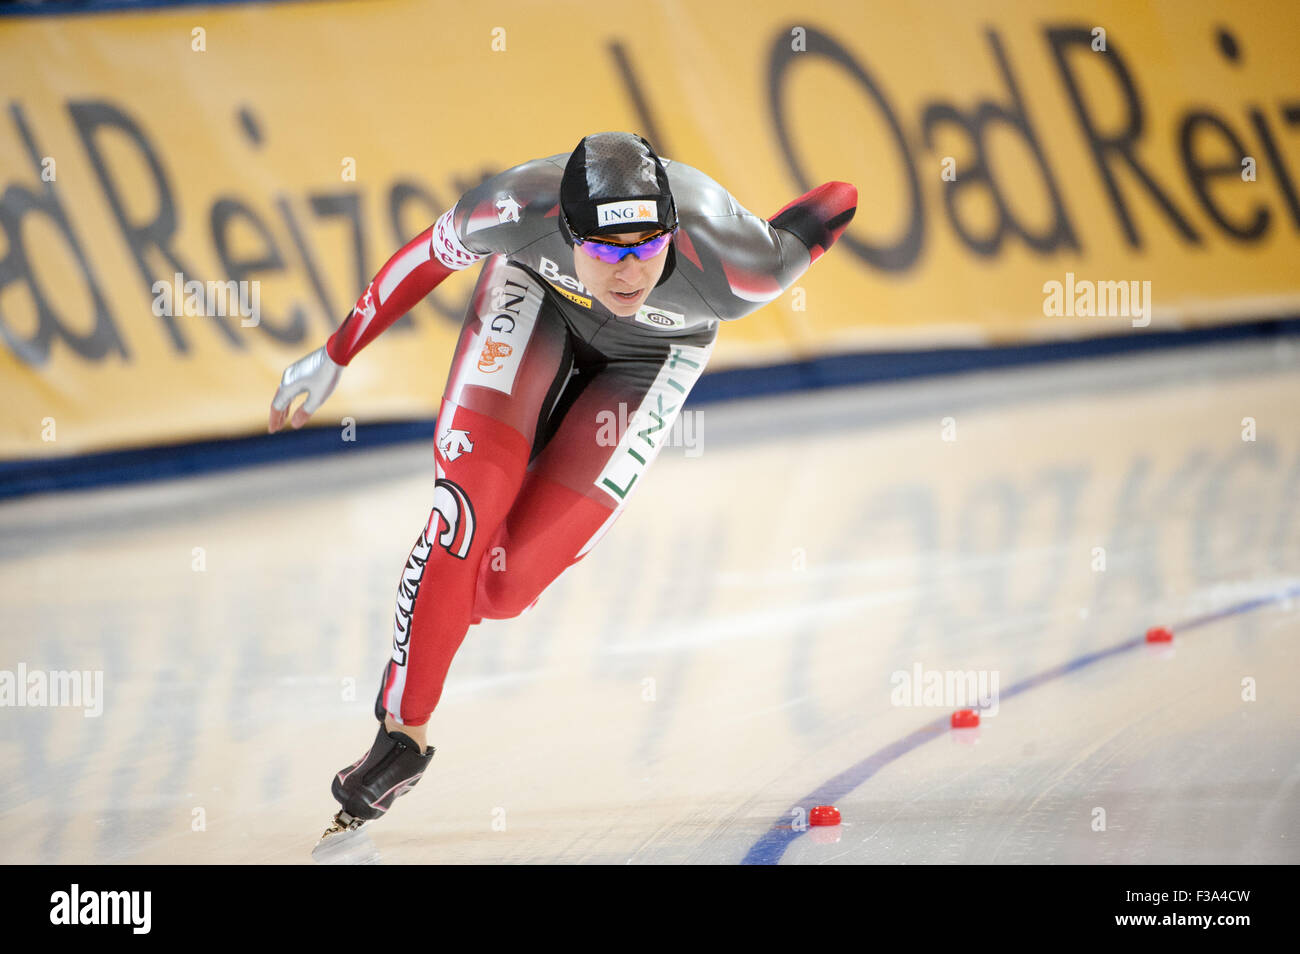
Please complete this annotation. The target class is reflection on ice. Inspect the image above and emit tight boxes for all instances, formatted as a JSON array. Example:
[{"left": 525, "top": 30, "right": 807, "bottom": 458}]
[{"left": 1, "top": 341, "right": 1298, "bottom": 863}]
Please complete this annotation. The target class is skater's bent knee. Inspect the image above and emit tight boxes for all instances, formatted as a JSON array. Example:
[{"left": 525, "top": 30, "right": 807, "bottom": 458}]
[{"left": 474, "top": 569, "right": 546, "bottom": 620}]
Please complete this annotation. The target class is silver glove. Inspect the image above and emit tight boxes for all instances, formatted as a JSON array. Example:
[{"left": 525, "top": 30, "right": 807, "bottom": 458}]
[{"left": 271, "top": 345, "right": 343, "bottom": 421}]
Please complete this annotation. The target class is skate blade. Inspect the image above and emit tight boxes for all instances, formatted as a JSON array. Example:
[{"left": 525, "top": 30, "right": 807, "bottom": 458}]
[{"left": 312, "top": 816, "right": 382, "bottom": 865}]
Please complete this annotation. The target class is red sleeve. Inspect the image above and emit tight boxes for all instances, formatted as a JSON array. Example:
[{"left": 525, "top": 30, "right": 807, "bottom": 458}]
[
  {"left": 768, "top": 181, "right": 857, "bottom": 264},
  {"left": 326, "top": 208, "right": 483, "bottom": 366}
]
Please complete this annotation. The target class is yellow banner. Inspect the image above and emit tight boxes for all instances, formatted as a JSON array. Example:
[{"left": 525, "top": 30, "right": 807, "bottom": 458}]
[{"left": 3, "top": 0, "right": 1299, "bottom": 457}]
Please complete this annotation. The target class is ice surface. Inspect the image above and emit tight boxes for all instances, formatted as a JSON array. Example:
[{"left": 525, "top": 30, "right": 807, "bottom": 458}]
[{"left": 1, "top": 339, "right": 1297, "bottom": 863}]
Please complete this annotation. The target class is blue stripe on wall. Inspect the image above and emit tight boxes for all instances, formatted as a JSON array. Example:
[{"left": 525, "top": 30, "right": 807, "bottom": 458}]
[
  {"left": 0, "top": 0, "right": 311, "bottom": 17},
  {"left": 4, "top": 318, "right": 1298, "bottom": 501}
]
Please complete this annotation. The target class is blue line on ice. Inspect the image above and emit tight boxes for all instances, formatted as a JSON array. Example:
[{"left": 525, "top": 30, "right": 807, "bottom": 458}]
[{"left": 740, "top": 582, "right": 1300, "bottom": 865}]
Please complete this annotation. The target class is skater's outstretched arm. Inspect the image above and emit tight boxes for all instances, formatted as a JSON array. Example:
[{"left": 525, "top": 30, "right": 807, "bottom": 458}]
[
  {"left": 266, "top": 157, "right": 565, "bottom": 433},
  {"left": 668, "top": 166, "right": 857, "bottom": 322},
  {"left": 768, "top": 180, "right": 858, "bottom": 266},
  {"left": 267, "top": 219, "right": 478, "bottom": 432}
]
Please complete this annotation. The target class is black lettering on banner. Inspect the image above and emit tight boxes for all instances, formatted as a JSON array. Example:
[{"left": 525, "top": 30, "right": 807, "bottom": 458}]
[
  {"left": 231, "top": 104, "right": 322, "bottom": 339},
  {"left": 920, "top": 30, "right": 1079, "bottom": 257},
  {"left": 1218, "top": 32, "right": 1300, "bottom": 233},
  {"left": 919, "top": 98, "right": 990, "bottom": 253},
  {"left": 309, "top": 190, "right": 384, "bottom": 333},
  {"left": 275, "top": 195, "right": 335, "bottom": 338},
  {"left": 269, "top": 191, "right": 338, "bottom": 335},
  {"left": 768, "top": 24, "right": 924, "bottom": 271},
  {"left": 1045, "top": 27, "right": 1200, "bottom": 247},
  {"left": 0, "top": 103, "right": 125, "bottom": 366},
  {"left": 67, "top": 99, "right": 245, "bottom": 351},
  {"left": 1179, "top": 111, "right": 1268, "bottom": 240},
  {"left": 607, "top": 40, "right": 672, "bottom": 158},
  {"left": 1249, "top": 107, "right": 1300, "bottom": 231},
  {"left": 210, "top": 197, "right": 307, "bottom": 342}
]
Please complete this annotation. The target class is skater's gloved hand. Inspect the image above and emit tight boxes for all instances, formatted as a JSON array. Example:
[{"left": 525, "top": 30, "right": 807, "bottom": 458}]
[{"left": 268, "top": 345, "right": 343, "bottom": 433}]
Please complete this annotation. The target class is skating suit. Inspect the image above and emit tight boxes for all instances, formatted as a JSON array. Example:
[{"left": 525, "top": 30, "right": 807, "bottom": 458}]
[{"left": 325, "top": 152, "right": 857, "bottom": 725}]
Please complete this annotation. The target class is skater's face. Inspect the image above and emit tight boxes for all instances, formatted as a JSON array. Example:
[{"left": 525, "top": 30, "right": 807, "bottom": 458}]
[{"left": 571, "top": 229, "right": 670, "bottom": 317}]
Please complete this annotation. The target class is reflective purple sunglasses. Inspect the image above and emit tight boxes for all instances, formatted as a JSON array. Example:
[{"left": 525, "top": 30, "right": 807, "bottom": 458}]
[{"left": 573, "top": 228, "right": 675, "bottom": 264}]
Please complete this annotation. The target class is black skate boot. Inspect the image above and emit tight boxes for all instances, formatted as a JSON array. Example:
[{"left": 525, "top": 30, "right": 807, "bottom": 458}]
[
  {"left": 314, "top": 663, "right": 432, "bottom": 858},
  {"left": 330, "top": 723, "right": 435, "bottom": 824}
]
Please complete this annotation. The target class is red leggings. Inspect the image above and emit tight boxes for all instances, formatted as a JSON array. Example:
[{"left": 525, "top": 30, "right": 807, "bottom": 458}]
[{"left": 380, "top": 257, "right": 715, "bottom": 725}]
